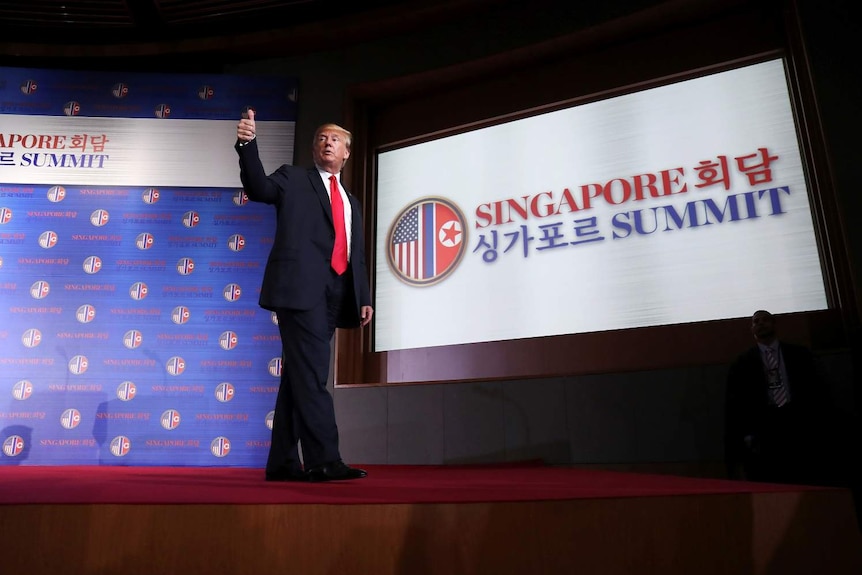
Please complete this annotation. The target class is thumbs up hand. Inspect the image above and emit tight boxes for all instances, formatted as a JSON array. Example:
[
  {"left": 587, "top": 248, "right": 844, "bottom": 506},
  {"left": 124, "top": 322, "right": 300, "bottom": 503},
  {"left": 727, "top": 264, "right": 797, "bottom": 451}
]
[{"left": 237, "top": 107, "right": 256, "bottom": 142}]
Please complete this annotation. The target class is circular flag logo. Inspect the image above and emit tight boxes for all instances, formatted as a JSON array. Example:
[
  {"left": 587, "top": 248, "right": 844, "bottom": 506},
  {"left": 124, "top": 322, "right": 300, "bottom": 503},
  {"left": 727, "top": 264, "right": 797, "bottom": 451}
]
[
  {"left": 219, "top": 330, "right": 238, "bottom": 351},
  {"left": 154, "top": 104, "right": 171, "bottom": 119},
  {"left": 142, "top": 188, "right": 160, "bottom": 204},
  {"left": 215, "top": 382, "right": 235, "bottom": 403},
  {"left": 38, "top": 230, "right": 58, "bottom": 249},
  {"left": 129, "top": 281, "right": 148, "bottom": 300},
  {"left": 265, "top": 411, "right": 275, "bottom": 431},
  {"left": 63, "top": 101, "right": 81, "bottom": 116},
  {"left": 20, "top": 80, "right": 37, "bottom": 95},
  {"left": 227, "top": 234, "right": 245, "bottom": 252},
  {"left": 13, "top": 380, "right": 33, "bottom": 400},
  {"left": 210, "top": 436, "right": 231, "bottom": 457},
  {"left": 135, "top": 232, "right": 154, "bottom": 250},
  {"left": 47, "top": 186, "right": 66, "bottom": 203},
  {"left": 3, "top": 435, "right": 25, "bottom": 457},
  {"left": 90, "top": 209, "right": 110, "bottom": 227},
  {"left": 76, "top": 304, "right": 96, "bottom": 323},
  {"left": 171, "top": 305, "right": 191, "bottom": 325},
  {"left": 60, "top": 408, "right": 81, "bottom": 430},
  {"left": 198, "top": 85, "right": 215, "bottom": 100},
  {"left": 160, "top": 409, "right": 181, "bottom": 430},
  {"left": 123, "top": 329, "right": 143, "bottom": 349},
  {"left": 30, "top": 280, "right": 50, "bottom": 299},
  {"left": 182, "top": 211, "right": 200, "bottom": 228},
  {"left": 21, "top": 328, "right": 42, "bottom": 348},
  {"left": 176, "top": 257, "right": 195, "bottom": 275},
  {"left": 112, "top": 83, "right": 129, "bottom": 98},
  {"left": 68, "top": 355, "right": 88, "bottom": 375},
  {"left": 116, "top": 381, "right": 137, "bottom": 401},
  {"left": 110, "top": 436, "right": 131, "bottom": 457},
  {"left": 268, "top": 357, "right": 282, "bottom": 377},
  {"left": 0, "top": 207, "right": 12, "bottom": 224},
  {"left": 166, "top": 356, "right": 186, "bottom": 376},
  {"left": 83, "top": 256, "right": 102, "bottom": 274},
  {"left": 386, "top": 197, "right": 467, "bottom": 286},
  {"left": 223, "top": 283, "right": 241, "bottom": 302},
  {"left": 232, "top": 190, "right": 248, "bottom": 206}
]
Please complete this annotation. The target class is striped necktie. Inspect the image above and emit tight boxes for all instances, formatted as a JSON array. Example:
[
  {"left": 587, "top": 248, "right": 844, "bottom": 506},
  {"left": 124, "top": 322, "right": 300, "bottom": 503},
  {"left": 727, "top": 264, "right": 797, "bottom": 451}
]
[{"left": 765, "top": 347, "right": 788, "bottom": 407}]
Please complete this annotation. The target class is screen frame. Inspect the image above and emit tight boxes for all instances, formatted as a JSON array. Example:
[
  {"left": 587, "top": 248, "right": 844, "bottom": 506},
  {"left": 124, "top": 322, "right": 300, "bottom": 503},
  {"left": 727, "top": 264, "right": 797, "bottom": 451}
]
[{"left": 335, "top": 0, "right": 852, "bottom": 386}]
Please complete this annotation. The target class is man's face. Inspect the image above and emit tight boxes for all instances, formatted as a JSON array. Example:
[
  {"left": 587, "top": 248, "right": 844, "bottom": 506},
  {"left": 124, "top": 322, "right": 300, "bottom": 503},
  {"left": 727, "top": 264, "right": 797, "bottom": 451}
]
[
  {"left": 751, "top": 311, "right": 776, "bottom": 342},
  {"left": 312, "top": 129, "right": 350, "bottom": 173}
]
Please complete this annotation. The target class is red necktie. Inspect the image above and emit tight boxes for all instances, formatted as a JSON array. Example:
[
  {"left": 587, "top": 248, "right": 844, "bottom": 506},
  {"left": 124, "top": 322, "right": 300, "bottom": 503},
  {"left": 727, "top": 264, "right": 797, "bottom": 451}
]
[{"left": 329, "top": 175, "right": 348, "bottom": 275}]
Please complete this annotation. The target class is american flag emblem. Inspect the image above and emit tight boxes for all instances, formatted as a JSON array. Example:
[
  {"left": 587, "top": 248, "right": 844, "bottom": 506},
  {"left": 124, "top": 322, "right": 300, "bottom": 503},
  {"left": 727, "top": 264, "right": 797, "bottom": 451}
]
[
  {"left": 219, "top": 330, "right": 238, "bottom": 350},
  {"left": 39, "top": 230, "right": 58, "bottom": 249},
  {"left": 210, "top": 436, "right": 231, "bottom": 457},
  {"left": 0, "top": 207, "right": 13, "bottom": 224},
  {"left": 268, "top": 357, "right": 282, "bottom": 377},
  {"left": 223, "top": 283, "right": 241, "bottom": 302},
  {"left": 215, "top": 382, "right": 235, "bottom": 403},
  {"left": 76, "top": 304, "right": 96, "bottom": 323},
  {"left": 387, "top": 197, "right": 467, "bottom": 286},
  {"left": 90, "top": 209, "right": 110, "bottom": 227},
  {"left": 135, "top": 232, "right": 154, "bottom": 250},
  {"left": 117, "top": 381, "right": 137, "bottom": 402},
  {"left": 182, "top": 211, "right": 200, "bottom": 228},
  {"left": 123, "top": 329, "right": 143, "bottom": 349},
  {"left": 265, "top": 410, "right": 275, "bottom": 430},
  {"left": 3, "top": 436, "right": 25, "bottom": 457},
  {"left": 63, "top": 101, "right": 81, "bottom": 116},
  {"left": 227, "top": 234, "right": 245, "bottom": 252},
  {"left": 47, "top": 186, "right": 66, "bottom": 203},
  {"left": 271, "top": 312, "right": 278, "bottom": 325},
  {"left": 61, "top": 408, "right": 81, "bottom": 430},
  {"left": 30, "top": 280, "right": 50, "bottom": 299},
  {"left": 176, "top": 257, "right": 195, "bottom": 275},
  {"left": 83, "top": 256, "right": 102, "bottom": 274},
  {"left": 171, "top": 305, "right": 191, "bottom": 325},
  {"left": 198, "top": 85, "right": 215, "bottom": 100},
  {"left": 166, "top": 356, "right": 186, "bottom": 376},
  {"left": 142, "top": 188, "right": 160, "bottom": 204},
  {"left": 112, "top": 83, "right": 129, "bottom": 98},
  {"left": 68, "top": 355, "right": 88, "bottom": 375},
  {"left": 129, "top": 281, "right": 148, "bottom": 300},
  {"left": 232, "top": 190, "right": 248, "bottom": 206},
  {"left": 20, "top": 80, "right": 37, "bottom": 95},
  {"left": 160, "top": 409, "right": 181, "bottom": 430},
  {"left": 154, "top": 104, "right": 171, "bottom": 119},
  {"left": 110, "top": 436, "right": 131, "bottom": 457}
]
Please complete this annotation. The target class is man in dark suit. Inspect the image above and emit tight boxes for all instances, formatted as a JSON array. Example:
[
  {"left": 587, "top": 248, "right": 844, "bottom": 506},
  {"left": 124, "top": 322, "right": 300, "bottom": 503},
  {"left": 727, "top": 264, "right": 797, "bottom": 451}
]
[
  {"left": 235, "top": 110, "right": 373, "bottom": 482},
  {"left": 724, "top": 310, "right": 831, "bottom": 485}
]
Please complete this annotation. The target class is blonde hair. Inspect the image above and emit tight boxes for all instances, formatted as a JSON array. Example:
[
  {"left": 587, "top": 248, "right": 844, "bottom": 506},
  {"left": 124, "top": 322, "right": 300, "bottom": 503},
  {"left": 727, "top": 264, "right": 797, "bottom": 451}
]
[{"left": 313, "top": 123, "right": 352, "bottom": 149}]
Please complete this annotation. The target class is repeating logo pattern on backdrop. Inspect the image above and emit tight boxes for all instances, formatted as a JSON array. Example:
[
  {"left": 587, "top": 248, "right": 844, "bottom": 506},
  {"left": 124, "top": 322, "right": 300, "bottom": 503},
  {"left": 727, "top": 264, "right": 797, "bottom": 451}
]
[{"left": 0, "top": 66, "right": 297, "bottom": 466}]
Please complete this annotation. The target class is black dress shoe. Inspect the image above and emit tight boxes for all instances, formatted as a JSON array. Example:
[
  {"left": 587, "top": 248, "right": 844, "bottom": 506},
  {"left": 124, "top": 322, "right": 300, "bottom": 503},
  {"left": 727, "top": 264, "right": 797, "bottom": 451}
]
[
  {"left": 265, "top": 469, "right": 307, "bottom": 482},
  {"left": 306, "top": 461, "right": 367, "bottom": 482}
]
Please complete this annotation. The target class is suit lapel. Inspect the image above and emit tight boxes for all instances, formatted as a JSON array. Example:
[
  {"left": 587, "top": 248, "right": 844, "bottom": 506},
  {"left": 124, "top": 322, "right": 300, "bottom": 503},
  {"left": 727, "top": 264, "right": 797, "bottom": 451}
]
[{"left": 307, "top": 168, "right": 334, "bottom": 226}]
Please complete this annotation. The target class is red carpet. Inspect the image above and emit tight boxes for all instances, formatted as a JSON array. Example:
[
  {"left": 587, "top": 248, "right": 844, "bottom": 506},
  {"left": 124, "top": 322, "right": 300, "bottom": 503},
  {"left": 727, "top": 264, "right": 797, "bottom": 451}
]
[{"left": 0, "top": 462, "right": 819, "bottom": 505}]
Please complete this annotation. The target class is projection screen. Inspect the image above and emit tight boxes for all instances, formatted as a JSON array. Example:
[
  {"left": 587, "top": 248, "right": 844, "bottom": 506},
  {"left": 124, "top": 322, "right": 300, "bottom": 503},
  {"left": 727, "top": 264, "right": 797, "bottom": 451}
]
[{"left": 373, "top": 58, "right": 827, "bottom": 352}]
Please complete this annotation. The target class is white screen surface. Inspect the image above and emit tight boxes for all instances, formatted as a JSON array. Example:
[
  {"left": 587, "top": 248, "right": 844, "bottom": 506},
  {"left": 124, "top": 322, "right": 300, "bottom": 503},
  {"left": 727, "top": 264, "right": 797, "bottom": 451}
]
[{"left": 374, "top": 59, "right": 827, "bottom": 352}]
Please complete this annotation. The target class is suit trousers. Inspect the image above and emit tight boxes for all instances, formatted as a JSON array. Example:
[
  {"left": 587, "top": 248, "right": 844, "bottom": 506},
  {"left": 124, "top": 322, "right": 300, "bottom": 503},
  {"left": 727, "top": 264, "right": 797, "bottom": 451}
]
[{"left": 267, "top": 269, "right": 348, "bottom": 473}]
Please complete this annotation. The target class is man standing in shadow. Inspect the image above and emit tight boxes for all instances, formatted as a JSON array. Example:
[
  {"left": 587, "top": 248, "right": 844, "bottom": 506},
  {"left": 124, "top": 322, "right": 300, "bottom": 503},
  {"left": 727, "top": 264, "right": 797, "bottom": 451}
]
[{"left": 724, "top": 310, "right": 833, "bottom": 485}]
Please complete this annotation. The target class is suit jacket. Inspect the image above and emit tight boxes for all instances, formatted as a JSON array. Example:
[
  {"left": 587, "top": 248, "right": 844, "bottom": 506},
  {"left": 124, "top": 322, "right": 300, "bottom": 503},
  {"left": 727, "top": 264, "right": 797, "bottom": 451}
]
[
  {"left": 724, "top": 341, "right": 829, "bottom": 478},
  {"left": 235, "top": 139, "right": 371, "bottom": 328}
]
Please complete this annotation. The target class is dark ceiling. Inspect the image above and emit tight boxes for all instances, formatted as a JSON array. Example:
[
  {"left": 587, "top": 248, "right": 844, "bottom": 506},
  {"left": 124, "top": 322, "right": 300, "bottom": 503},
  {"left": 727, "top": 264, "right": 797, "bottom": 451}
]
[{"left": 0, "top": 0, "right": 422, "bottom": 45}]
